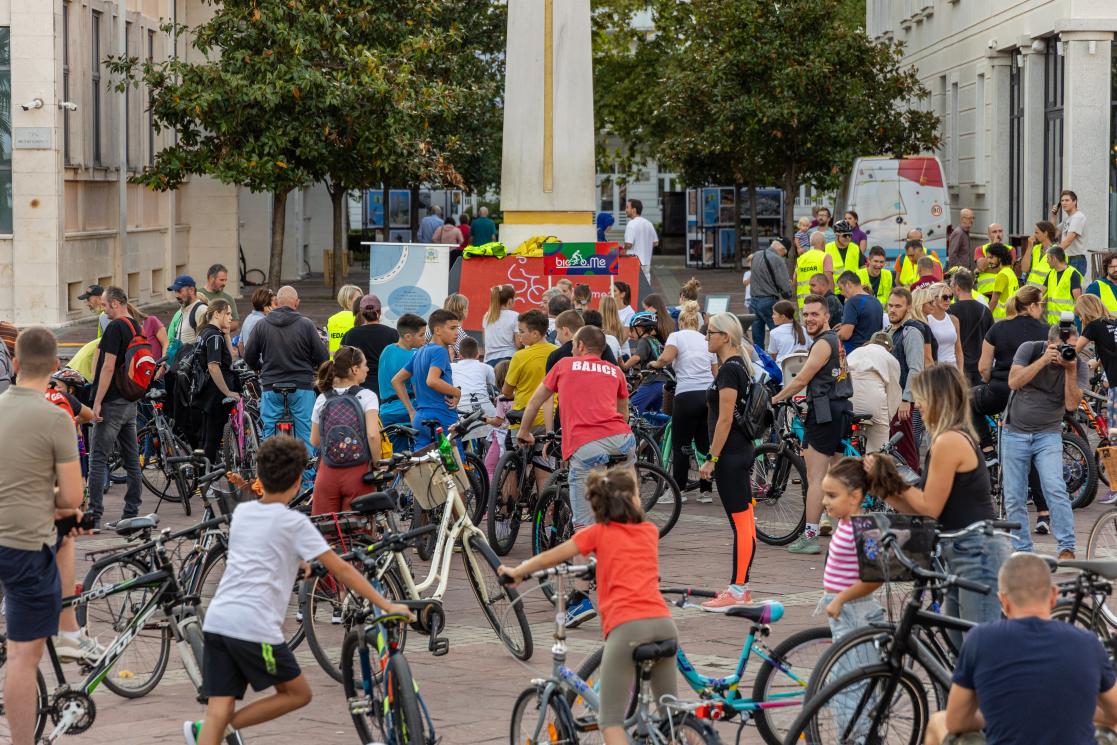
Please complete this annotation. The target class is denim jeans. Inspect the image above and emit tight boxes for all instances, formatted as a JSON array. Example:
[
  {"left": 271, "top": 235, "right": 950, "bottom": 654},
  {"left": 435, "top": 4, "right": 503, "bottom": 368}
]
[
  {"left": 568, "top": 433, "right": 636, "bottom": 528},
  {"left": 260, "top": 388, "right": 315, "bottom": 447},
  {"left": 823, "top": 594, "right": 886, "bottom": 738},
  {"left": 749, "top": 296, "right": 778, "bottom": 348},
  {"left": 86, "top": 398, "right": 143, "bottom": 521},
  {"left": 1068, "top": 255, "right": 1088, "bottom": 276},
  {"left": 1001, "top": 428, "right": 1076, "bottom": 553},
  {"left": 940, "top": 534, "right": 1010, "bottom": 643},
  {"left": 630, "top": 380, "right": 664, "bottom": 414}
]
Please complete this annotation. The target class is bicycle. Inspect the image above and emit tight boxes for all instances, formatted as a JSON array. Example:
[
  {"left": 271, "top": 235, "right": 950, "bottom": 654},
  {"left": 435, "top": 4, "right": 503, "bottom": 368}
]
[
  {"left": 781, "top": 518, "right": 1017, "bottom": 745},
  {"left": 221, "top": 361, "right": 262, "bottom": 481},
  {"left": 488, "top": 421, "right": 560, "bottom": 555},
  {"left": 505, "top": 561, "right": 722, "bottom": 744},
  {"left": 12, "top": 515, "right": 213, "bottom": 744},
  {"left": 270, "top": 383, "right": 299, "bottom": 437},
  {"left": 135, "top": 387, "right": 197, "bottom": 514},
  {"left": 575, "top": 588, "right": 832, "bottom": 745}
]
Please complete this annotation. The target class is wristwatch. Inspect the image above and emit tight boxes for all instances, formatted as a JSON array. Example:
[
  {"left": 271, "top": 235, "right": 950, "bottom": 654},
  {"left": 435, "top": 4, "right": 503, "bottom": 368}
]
[{"left": 709, "top": 454, "right": 720, "bottom": 464}]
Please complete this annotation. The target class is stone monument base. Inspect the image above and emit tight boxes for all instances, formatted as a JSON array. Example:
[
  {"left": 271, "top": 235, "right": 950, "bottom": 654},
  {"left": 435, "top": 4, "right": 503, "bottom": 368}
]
[{"left": 498, "top": 211, "right": 598, "bottom": 250}]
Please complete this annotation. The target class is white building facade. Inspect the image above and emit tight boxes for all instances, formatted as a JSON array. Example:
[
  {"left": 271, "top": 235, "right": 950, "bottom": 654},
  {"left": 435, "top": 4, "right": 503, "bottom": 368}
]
[{"left": 867, "top": 0, "right": 1117, "bottom": 253}]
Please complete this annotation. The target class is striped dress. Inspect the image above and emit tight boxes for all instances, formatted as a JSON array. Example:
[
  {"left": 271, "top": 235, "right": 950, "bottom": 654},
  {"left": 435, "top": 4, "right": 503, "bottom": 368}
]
[{"left": 823, "top": 518, "right": 861, "bottom": 593}]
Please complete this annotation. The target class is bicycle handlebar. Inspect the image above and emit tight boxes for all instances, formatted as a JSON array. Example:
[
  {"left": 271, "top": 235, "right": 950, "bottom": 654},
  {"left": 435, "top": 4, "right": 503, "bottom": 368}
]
[
  {"left": 500, "top": 559, "right": 597, "bottom": 586},
  {"left": 659, "top": 587, "right": 718, "bottom": 599},
  {"left": 881, "top": 519, "right": 1016, "bottom": 594}
]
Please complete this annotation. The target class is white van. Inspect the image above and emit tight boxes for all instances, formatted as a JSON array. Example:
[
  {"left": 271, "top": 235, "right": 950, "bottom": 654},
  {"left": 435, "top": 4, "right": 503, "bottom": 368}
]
[{"left": 845, "top": 156, "right": 950, "bottom": 263}]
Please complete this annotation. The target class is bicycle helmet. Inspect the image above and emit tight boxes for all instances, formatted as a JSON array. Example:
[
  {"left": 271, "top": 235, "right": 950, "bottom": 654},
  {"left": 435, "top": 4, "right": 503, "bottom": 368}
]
[
  {"left": 51, "top": 368, "right": 88, "bottom": 389},
  {"left": 627, "top": 311, "right": 659, "bottom": 330},
  {"left": 833, "top": 219, "right": 853, "bottom": 236}
]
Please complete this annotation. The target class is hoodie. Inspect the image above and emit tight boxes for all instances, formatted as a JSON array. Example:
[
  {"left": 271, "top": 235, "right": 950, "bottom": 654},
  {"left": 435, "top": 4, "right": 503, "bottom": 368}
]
[{"left": 243, "top": 306, "right": 327, "bottom": 390}]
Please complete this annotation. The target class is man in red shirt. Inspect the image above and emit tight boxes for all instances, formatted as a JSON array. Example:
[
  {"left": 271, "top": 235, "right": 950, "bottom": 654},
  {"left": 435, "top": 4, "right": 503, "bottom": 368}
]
[{"left": 517, "top": 325, "right": 635, "bottom": 626}]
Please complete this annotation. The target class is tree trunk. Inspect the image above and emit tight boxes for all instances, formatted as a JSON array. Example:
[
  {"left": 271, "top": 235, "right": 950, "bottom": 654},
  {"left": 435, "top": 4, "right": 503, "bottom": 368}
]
[
  {"left": 410, "top": 185, "right": 420, "bottom": 235},
  {"left": 782, "top": 167, "right": 798, "bottom": 273},
  {"left": 747, "top": 183, "right": 760, "bottom": 270},
  {"left": 329, "top": 183, "right": 346, "bottom": 297},
  {"left": 268, "top": 188, "right": 290, "bottom": 291}
]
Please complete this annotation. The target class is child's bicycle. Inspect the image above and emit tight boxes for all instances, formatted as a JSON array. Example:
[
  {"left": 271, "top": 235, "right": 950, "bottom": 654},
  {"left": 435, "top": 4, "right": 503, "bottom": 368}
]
[{"left": 504, "top": 561, "right": 723, "bottom": 744}]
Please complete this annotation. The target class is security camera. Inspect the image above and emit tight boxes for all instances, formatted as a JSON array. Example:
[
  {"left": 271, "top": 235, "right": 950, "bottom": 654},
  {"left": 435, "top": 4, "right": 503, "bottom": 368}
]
[
  {"left": 58, "top": 101, "right": 78, "bottom": 111},
  {"left": 19, "top": 98, "right": 44, "bottom": 111},
  {"left": 987, "top": 39, "right": 997, "bottom": 50}
]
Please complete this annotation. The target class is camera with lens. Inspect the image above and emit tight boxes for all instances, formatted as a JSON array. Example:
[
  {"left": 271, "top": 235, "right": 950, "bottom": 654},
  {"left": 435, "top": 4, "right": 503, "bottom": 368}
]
[{"left": 1057, "top": 312, "right": 1076, "bottom": 362}]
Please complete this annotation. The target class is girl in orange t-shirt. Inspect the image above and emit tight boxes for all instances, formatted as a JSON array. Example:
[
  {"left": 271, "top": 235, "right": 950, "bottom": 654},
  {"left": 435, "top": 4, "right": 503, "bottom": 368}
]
[{"left": 499, "top": 467, "right": 676, "bottom": 743}]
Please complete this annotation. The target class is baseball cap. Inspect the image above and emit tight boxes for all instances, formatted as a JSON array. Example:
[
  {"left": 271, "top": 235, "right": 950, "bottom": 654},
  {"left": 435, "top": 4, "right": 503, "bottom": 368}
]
[
  {"left": 359, "top": 294, "right": 382, "bottom": 313},
  {"left": 77, "top": 284, "right": 104, "bottom": 301},
  {"left": 167, "top": 275, "right": 197, "bottom": 292}
]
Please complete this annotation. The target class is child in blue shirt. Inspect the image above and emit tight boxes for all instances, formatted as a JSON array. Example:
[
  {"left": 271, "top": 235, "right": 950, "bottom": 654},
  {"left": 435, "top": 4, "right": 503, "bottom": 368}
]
[{"left": 391, "top": 309, "right": 462, "bottom": 449}]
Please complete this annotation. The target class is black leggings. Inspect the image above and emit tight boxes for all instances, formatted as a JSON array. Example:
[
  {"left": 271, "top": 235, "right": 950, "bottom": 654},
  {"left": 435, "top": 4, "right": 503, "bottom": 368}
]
[
  {"left": 971, "top": 381, "right": 1010, "bottom": 451},
  {"left": 712, "top": 444, "right": 756, "bottom": 586},
  {"left": 671, "top": 390, "right": 712, "bottom": 493},
  {"left": 202, "top": 400, "right": 229, "bottom": 465}
]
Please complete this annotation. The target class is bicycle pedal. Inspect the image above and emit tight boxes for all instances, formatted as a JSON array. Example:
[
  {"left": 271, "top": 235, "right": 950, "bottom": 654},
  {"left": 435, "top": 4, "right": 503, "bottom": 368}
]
[{"left": 429, "top": 637, "right": 450, "bottom": 656}]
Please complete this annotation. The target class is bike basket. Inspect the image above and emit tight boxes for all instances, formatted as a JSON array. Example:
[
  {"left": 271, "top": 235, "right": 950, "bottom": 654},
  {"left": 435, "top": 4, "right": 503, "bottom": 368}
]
[
  {"left": 403, "top": 443, "right": 471, "bottom": 511},
  {"left": 209, "top": 483, "right": 257, "bottom": 517},
  {"left": 851, "top": 513, "right": 937, "bottom": 583}
]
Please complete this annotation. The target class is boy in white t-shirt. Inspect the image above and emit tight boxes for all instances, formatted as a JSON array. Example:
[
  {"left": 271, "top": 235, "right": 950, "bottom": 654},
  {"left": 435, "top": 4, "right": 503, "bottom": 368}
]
[
  {"left": 184, "top": 437, "right": 410, "bottom": 745},
  {"left": 451, "top": 336, "right": 499, "bottom": 441}
]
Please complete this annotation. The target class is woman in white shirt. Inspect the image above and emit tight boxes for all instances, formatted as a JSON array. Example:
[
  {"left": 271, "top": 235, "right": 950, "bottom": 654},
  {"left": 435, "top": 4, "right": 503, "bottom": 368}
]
[
  {"left": 598, "top": 294, "right": 628, "bottom": 357},
  {"left": 309, "top": 346, "right": 380, "bottom": 515},
  {"left": 914, "top": 283, "right": 963, "bottom": 373},
  {"left": 482, "top": 284, "right": 519, "bottom": 367},
  {"left": 650, "top": 301, "right": 717, "bottom": 502},
  {"left": 847, "top": 332, "right": 901, "bottom": 452},
  {"left": 766, "top": 300, "right": 809, "bottom": 364},
  {"left": 612, "top": 281, "right": 636, "bottom": 327}
]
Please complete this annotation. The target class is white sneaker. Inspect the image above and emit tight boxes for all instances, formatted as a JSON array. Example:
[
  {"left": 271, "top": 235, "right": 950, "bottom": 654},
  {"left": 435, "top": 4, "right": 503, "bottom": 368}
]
[
  {"left": 658, "top": 494, "right": 686, "bottom": 504},
  {"left": 55, "top": 631, "right": 106, "bottom": 663},
  {"left": 697, "top": 493, "right": 714, "bottom": 504}
]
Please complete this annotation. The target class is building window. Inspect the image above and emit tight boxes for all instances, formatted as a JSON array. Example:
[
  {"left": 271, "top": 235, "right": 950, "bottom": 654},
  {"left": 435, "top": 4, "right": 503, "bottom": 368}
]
[
  {"left": 974, "top": 74, "right": 986, "bottom": 185},
  {"left": 147, "top": 29, "right": 155, "bottom": 166},
  {"left": 0, "top": 28, "right": 10, "bottom": 234},
  {"left": 63, "top": 2, "right": 71, "bottom": 165},
  {"left": 91, "top": 10, "right": 102, "bottom": 165},
  {"left": 1009, "top": 52, "right": 1024, "bottom": 234},
  {"left": 949, "top": 81, "right": 959, "bottom": 184},
  {"left": 1043, "top": 39, "right": 1065, "bottom": 220}
]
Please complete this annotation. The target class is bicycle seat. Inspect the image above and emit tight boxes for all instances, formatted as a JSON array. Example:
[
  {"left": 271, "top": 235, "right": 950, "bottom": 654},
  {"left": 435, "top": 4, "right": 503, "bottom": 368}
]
[
  {"left": 851, "top": 412, "right": 874, "bottom": 425},
  {"left": 420, "top": 418, "right": 444, "bottom": 432},
  {"left": 632, "top": 639, "right": 677, "bottom": 663},
  {"left": 111, "top": 514, "right": 160, "bottom": 537},
  {"left": 383, "top": 424, "right": 419, "bottom": 440},
  {"left": 351, "top": 491, "right": 398, "bottom": 515},
  {"left": 222, "top": 396, "right": 238, "bottom": 405},
  {"left": 145, "top": 389, "right": 166, "bottom": 402},
  {"left": 506, "top": 410, "right": 525, "bottom": 425},
  {"left": 605, "top": 454, "right": 629, "bottom": 467},
  {"left": 272, "top": 384, "right": 297, "bottom": 394},
  {"left": 725, "top": 601, "right": 784, "bottom": 624},
  {"left": 1059, "top": 559, "right": 1117, "bottom": 580}
]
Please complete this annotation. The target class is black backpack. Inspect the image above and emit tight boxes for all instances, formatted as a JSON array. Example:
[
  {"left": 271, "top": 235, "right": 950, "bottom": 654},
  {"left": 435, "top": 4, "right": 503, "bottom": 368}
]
[
  {"left": 725, "top": 358, "right": 771, "bottom": 440},
  {"left": 319, "top": 386, "right": 372, "bottom": 468}
]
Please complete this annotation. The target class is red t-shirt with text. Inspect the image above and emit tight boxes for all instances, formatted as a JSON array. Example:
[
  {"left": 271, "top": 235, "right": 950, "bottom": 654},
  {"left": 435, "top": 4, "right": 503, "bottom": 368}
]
[
  {"left": 543, "top": 354, "right": 630, "bottom": 460},
  {"left": 572, "top": 521, "right": 670, "bottom": 637}
]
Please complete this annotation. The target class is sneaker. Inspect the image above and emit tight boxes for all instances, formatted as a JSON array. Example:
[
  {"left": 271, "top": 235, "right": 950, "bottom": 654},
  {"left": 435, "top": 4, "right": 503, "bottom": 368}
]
[
  {"left": 819, "top": 513, "right": 833, "bottom": 537},
  {"left": 1100, "top": 491, "right": 1117, "bottom": 506},
  {"left": 183, "top": 721, "right": 202, "bottom": 745},
  {"left": 54, "top": 631, "right": 106, "bottom": 664},
  {"left": 1035, "top": 517, "right": 1050, "bottom": 535},
  {"left": 331, "top": 611, "right": 343, "bottom": 625},
  {"left": 700, "top": 588, "right": 753, "bottom": 612},
  {"left": 658, "top": 493, "right": 686, "bottom": 504},
  {"left": 697, "top": 492, "right": 714, "bottom": 504},
  {"left": 564, "top": 592, "right": 597, "bottom": 629},
  {"left": 1059, "top": 549, "right": 1077, "bottom": 561},
  {"left": 787, "top": 535, "right": 821, "bottom": 555}
]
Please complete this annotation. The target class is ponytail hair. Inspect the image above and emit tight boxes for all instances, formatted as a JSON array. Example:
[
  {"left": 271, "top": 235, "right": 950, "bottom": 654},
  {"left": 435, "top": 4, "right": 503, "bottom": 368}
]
[
  {"left": 203, "top": 299, "right": 231, "bottom": 326},
  {"left": 677, "top": 300, "right": 702, "bottom": 330},
  {"left": 316, "top": 345, "right": 365, "bottom": 392},
  {"left": 773, "top": 300, "right": 805, "bottom": 345},
  {"left": 1005, "top": 284, "right": 1043, "bottom": 319},
  {"left": 485, "top": 285, "right": 515, "bottom": 326},
  {"left": 586, "top": 465, "right": 643, "bottom": 524},
  {"left": 680, "top": 277, "right": 701, "bottom": 302},
  {"left": 833, "top": 453, "right": 912, "bottom": 503}
]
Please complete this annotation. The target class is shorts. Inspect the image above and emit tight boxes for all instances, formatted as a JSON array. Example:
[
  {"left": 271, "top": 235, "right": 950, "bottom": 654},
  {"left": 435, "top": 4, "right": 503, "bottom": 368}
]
[
  {"left": 803, "top": 403, "right": 851, "bottom": 456},
  {"left": 0, "top": 544, "right": 61, "bottom": 642},
  {"left": 202, "top": 632, "right": 301, "bottom": 699}
]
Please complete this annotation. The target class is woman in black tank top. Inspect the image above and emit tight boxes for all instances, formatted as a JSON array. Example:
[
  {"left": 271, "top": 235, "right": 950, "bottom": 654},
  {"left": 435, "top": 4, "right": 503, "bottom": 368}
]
[{"left": 865, "top": 364, "right": 1008, "bottom": 627}]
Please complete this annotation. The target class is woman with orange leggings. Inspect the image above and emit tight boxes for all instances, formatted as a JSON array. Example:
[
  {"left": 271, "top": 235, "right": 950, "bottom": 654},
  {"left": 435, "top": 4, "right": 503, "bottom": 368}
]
[{"left": 698, "top": 312, "right": 758, "bottom": 611}]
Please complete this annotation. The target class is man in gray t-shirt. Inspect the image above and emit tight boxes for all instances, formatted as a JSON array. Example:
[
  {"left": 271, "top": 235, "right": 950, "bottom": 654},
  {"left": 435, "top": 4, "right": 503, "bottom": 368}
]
[
  {"left": 1054, "top": 189, "right": 1087, "bottom": 274},
  {"left": 1002, "top": 330, "right": 1087, "bottom": 558}
]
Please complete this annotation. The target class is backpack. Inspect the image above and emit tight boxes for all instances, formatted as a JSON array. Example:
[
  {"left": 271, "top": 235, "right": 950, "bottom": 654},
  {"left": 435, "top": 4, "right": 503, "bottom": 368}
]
[
  {"left": 725, "top": 358, "right": 772, "bottom": 440},
  {"left": 319, "top": 387, "right": 376, "bottom": 469},
  {"left": 112, "top": 317, "right": 157, "bottom": 401},
  {"left": 172, "top": 338, "right": 207, "bottom": 411}
]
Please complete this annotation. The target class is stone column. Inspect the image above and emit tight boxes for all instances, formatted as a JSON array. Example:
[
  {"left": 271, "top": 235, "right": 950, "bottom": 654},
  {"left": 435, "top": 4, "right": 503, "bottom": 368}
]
[
  {"left": 499, "top": 0, "right": 597, "bottom": 249},
  {"left": 1062, "top": 30, "right": 1114, "bottom": 263},
  {"left": 986, "top": 53, "right": 1013, "bottom": 231},
  {"left": 1019, "top": 44, "right": 1045, "bottom": 232}
]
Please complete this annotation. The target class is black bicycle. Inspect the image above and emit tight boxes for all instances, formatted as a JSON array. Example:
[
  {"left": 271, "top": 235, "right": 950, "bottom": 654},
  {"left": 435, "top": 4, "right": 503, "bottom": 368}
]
[{"left": 487, "top": 423, "right": 560, "bottom": 556}]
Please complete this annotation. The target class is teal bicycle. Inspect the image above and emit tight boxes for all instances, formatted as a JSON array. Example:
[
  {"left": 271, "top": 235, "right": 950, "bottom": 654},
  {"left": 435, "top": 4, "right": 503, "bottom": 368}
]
[{"left": 574, "top": 588, "right": 832, "bottom": 745}]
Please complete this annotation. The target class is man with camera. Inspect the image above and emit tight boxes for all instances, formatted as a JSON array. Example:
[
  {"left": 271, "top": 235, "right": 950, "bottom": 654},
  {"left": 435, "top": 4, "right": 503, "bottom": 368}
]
[{"left": 1003, "top": 313, "right": 1088, "bottom": 560}]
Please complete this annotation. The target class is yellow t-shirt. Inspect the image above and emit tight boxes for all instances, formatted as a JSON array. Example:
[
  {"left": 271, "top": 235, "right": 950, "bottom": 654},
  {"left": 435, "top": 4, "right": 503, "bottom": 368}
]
[
  {"left": 505, "top": 341, "right": 557, "bottom": 429},
  {"left": 68, "top": 338, "right": 100, "bottom": 382},
  {"left": 992, "top": 268, "right": 1019, "bottom": 301}
]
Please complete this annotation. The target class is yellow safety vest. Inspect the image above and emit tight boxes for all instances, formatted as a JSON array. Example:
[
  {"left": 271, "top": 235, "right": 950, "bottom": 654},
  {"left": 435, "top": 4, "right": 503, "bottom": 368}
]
[
  {"left": 856, "top": 267, "right": 894, "bottom": 306},
  {"left": 327, "top": 309, "right": 356, "bottom": 355},
  {"left": 796, "top": 249, "right": 827, "bottom": 308},
  {"left": 898, "top": 253, "right": 942, "bottom": 287},
  {"left": 825, "top": 240, "right": 861, "bottom": 274},
  {"left": 975, "top": 270, "right": 998, "bottom": 296},
  {"left": 1045, "top": 266, "right": 1081, "bottom": 324},
  {"left": 1093, "top": 280, "right": 1117, "bottom": 313},
  {"left": 989, "top": 267, "right": 1019, "bottom": 320},
  {"left": 1025, "top": 244, "right": 1053, "bottom": 287}
]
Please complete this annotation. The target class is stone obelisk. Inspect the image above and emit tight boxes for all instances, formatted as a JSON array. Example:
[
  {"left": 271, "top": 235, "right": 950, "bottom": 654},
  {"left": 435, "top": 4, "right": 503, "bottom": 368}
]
[{"left": 499, "top": 0, "right": 598, "bottom": 249}]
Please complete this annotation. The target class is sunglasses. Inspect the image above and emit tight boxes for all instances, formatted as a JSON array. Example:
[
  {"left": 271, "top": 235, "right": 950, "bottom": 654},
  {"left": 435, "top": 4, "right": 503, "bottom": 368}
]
[{"left": 941, "top": 294, "right": 954, "bottom": 302}]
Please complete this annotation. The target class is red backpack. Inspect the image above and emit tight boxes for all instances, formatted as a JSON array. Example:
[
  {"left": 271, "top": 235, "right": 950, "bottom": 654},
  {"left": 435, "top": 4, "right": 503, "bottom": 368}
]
[{"left": 113, "top": 317, "right": 157, "bottom": 401}]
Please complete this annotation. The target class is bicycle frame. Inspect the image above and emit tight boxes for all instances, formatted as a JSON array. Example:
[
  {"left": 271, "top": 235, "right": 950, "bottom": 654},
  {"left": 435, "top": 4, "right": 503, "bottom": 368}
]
[{"left": 676, "top": 631, "right": 807, "bottom": 714}]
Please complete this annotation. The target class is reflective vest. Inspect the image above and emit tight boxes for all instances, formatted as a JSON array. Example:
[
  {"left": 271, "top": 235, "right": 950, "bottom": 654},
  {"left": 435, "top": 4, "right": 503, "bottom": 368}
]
[
  {"left": 1093, "top": 280, "right": 1117, "bottom": 313},
  {"left": 856, "top": 267, "right": 894, "bottom": 306},
  {"left": 898, "top": 252, "right": 941, "bottom": 287},
  {"left": 989, "top": 267, "right": 1019, "bottom": 320},
  {"left": 1045, "top": 266, "right": 1081, "bottom": 324},
  {"left": 975, "top": 270, "right": 998, "bottom": 296},
  {"left": 1025, "top": 244, "right": 1053, "bottom": 287},
  {"left": 825, "top": 240, "right": 861, "bottom": 274},
  {"left": 796, "top": 249, "right": 827, "bottom": 308},
  {"left": 327, "top": 310, "right": 356, "bottom": 355}
]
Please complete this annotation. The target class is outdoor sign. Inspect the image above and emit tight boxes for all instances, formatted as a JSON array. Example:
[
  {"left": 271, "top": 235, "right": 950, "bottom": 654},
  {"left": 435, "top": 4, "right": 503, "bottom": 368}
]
[
  {"left": 364, "top": 242, "right": 452, "bottom": 325},
  {"left": 542, "top": 242, "right": 621, "bottom": 276}
]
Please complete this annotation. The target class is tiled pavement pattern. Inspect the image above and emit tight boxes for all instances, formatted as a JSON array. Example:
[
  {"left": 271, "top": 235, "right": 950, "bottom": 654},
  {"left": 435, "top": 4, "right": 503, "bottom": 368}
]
[{"left": 42, "top": 259, "right": 1108, "bottom": 743}]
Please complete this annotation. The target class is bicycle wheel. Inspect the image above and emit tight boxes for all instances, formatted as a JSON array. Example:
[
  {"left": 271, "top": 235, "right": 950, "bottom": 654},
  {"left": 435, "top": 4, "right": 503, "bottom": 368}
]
[
  {"left": 751, "top": 443, "right": 807, "bottom": 546},
  {"left": 510, "top": 686, "right": 577, "bottom": 745},
  {"left": 460, "top": 531, "right": 533, "bottom": 660},
  {"left": 384, "top": 653, "right": 426, "bottom": 744},
  {"left": 179, "top": 615, "right": 206, "bottom": 691},
  {"left": 78, "top": 558, "right": 171, "bottom": 698},
  {"left": 341, "top": 628, "right": 388, "bottom": 744},
  {"left": 465, "top": 451, "right": 490, "bottom": 522},
  {"left": 783, "top": 664, "right": 929, "bottom": 745},
  {"left": 410, "top": 503, "right": 438, "bottom": 562},
  {"left": 300, "top": 573, "right": 362, "bottom": 683},
  {"left": 196, "top": 546, "right": 227, "bottom": 617},
  {"left": 282, "top": 577, "right": 306, "bottom": 651},
  {"left": 1065, "top": 432, "right": 1099, "bottom": 509},
  {"left": 752, "top": 625, "right": 833, "bottom": 745},
  {"left": 635, "top": 461, "right": 682, "bottom": 538},
  {"left": 488, "top": 450, "right": 525, "bottom": 556},
  {"left": 635, "top": 428, "right": 663, "bottom": 467},
  {"left": 658, "top": 713, "right": 721, "bottom": 744},
  {"left": 1086, "top": 508, "right": 1117, "bottom": 625},
  {"left": 532, "top": 480, "right": 574, "bottom": 604},
  {"left": 139, "top": 429, "right": 189, "bottom": 502},
  {"left": 1052, "top": 599, "right": 1113, "bottom": 640},
  {"left": 0, "top": 633, "right": 48, "bottom": 742}
]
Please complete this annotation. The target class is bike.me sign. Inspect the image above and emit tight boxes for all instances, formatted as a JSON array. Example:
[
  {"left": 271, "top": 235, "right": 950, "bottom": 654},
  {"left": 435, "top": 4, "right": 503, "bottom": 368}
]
[{"left": 543, "top": 242, "right": 621, "bottom": 276}]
